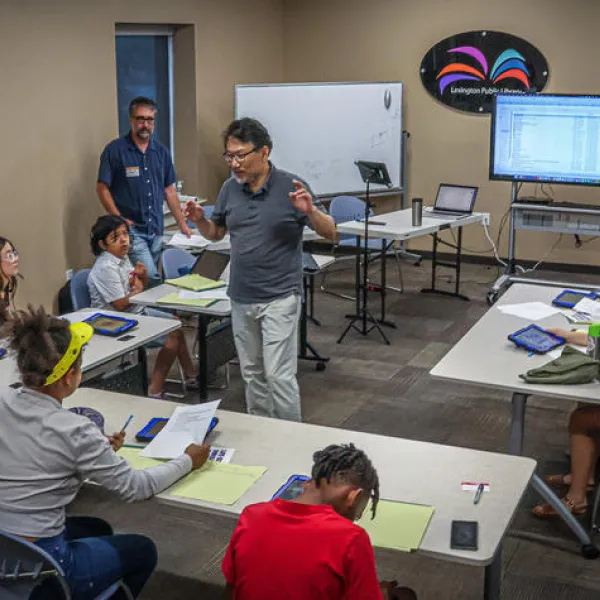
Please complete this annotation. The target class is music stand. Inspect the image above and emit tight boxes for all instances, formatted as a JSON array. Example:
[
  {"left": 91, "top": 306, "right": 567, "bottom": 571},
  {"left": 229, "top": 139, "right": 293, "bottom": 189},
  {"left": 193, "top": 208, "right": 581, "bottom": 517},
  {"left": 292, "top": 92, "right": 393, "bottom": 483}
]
[{"left": 337, "top": 161, "right": 392, "bottom": 345}]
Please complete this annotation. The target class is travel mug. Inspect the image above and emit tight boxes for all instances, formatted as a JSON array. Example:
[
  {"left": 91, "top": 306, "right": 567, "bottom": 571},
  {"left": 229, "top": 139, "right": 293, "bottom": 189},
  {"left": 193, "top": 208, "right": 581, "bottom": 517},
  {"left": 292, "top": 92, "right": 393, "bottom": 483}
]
[{"left": 412, "top": 198, "right": 423, "bottom": 227}]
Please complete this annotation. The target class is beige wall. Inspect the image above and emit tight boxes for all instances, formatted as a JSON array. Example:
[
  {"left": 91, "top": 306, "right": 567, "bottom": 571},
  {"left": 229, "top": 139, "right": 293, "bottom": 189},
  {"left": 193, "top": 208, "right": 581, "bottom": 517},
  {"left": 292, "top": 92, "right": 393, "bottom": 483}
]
[
  {"left": 283, "top": 0, "right": 600, "bottom": 265},
  {"left": 0, "top": 0, "right": 283, "bottom": 309}
]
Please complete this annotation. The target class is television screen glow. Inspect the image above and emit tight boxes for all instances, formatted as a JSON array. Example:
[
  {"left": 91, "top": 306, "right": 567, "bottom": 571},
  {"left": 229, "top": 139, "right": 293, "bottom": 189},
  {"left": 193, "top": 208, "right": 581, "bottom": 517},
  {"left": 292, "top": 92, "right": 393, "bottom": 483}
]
[{"left": 490, "top": 94, "right": 600, "bottom": 186}]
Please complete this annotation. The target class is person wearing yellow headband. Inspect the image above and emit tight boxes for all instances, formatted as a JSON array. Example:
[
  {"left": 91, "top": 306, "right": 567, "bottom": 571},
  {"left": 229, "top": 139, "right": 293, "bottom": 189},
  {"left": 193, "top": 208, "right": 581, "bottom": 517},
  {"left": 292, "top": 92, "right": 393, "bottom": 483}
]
[{"left": 0, "top": 306, "right": 210, "bottom": 599}]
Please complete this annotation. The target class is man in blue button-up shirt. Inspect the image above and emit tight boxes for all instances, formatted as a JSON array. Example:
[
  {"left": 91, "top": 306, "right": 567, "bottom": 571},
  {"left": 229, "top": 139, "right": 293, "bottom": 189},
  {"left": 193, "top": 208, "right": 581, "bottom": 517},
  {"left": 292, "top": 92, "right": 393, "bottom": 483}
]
[{"left": 96, "top": 97, "right": 191, "bottom": 282}]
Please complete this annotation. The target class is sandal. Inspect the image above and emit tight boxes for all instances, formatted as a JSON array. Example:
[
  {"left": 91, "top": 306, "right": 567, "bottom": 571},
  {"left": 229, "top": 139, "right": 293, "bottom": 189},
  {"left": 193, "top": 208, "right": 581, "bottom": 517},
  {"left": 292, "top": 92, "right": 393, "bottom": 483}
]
[
  {"left": 532, "top": 496, "right": 588, "bottom": 519},
  {"left": 545, "top": 473, "right": 595, "bottom": 492}
]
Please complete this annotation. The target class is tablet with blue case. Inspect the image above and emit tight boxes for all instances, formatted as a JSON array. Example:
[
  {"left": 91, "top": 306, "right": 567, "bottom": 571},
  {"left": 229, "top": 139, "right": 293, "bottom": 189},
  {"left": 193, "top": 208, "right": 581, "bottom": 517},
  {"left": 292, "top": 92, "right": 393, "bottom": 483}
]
[
  {"left": 271, "top": 475, "right": 310, "bottom": 501},
  {"left": 135, "top": 416, "right": 219, "bottom": 443},
  {"left": 0, "top": 348, "right": 5, "bottom": 359},
  {"left": 83, "top": 313, "right": 138, "bottom": 336},
  {"left": 552, "top": 290, "right": 597, "bottom": 309},
  {"left": 508, "top": 324, "right": 565, "bottom": 354}
]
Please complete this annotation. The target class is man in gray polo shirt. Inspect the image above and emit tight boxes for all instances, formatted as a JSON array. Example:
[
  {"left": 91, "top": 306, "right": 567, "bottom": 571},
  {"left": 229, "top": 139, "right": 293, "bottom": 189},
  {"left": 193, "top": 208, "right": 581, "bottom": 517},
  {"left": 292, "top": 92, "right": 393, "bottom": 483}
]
[{"left": 184, "top": 118, "right": 335, "bottom": 421}]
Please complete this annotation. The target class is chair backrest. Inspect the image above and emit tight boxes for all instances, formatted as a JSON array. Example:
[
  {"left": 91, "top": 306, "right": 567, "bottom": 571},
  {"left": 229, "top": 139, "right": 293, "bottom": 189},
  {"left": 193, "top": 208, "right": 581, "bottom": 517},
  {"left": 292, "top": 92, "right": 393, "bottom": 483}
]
[
  {"left": 70, "top": 269, "right": 92, "bottom": 311},
  {"left": 0, "top": 529, "right": 70, "bottom": 599},
  {"left": 161, "top": 248, "right": 196, "bottom": 280},
  {"left": 329, "top": 196, "right": 374, "bottom": 241}
]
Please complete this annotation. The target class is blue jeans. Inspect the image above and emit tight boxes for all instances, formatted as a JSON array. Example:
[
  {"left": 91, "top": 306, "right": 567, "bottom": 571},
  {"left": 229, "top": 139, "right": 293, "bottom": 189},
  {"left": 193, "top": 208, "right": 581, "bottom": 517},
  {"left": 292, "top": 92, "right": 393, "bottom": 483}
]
[
  {"left": 129, "top": 228, "right": 163, "bottom": 286},
  {"left": 32, "top": 516, "right": 157, "bottom": 599}
]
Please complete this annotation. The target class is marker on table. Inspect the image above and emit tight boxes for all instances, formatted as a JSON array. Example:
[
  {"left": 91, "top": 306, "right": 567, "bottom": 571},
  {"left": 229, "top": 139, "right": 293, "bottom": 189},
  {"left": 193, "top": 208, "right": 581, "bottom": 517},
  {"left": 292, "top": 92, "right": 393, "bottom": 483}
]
[
  {"left": 473, "top": 483, "right": 484, "bottom": 505},
  {"left": 121, "top": 414, "right": 134, "bottom": 434}
]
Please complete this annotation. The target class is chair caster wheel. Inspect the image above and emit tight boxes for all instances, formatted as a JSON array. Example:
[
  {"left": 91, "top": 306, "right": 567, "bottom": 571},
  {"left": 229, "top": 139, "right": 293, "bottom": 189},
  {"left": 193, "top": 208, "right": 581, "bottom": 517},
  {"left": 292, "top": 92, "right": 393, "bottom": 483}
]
[
  {"left": 316, "top": 362, "right": 326, "bottom": 372},
  {"left": 581, "top": 544, "right": 600, "bottom": 559},
  {"left": 486, "top": 291, "right": 498, "bottom": 306}
]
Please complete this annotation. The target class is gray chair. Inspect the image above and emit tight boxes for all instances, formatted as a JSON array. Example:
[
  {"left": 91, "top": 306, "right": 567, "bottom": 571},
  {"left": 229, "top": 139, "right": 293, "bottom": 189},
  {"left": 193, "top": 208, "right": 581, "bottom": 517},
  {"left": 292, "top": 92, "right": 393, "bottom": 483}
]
[{"left": 0, "top": 529, "right": 132, "bottom": 599}]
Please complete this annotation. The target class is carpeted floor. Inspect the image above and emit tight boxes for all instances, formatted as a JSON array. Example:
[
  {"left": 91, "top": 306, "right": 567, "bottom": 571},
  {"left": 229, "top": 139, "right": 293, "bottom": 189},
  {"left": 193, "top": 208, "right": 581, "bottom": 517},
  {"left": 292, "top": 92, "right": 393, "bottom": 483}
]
[{"left": 71, "top": 258, "right": 600, "bottom": 599}]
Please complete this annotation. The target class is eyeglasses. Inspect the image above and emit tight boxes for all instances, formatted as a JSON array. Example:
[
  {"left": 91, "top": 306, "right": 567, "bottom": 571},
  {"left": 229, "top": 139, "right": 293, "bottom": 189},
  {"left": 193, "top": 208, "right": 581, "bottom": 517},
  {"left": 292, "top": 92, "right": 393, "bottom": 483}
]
[
  {"left": 133, "top": 116, "right": 155, "bottom": 124},
  {"left": 1, "top": 251, "right": 18, "bottom": 263},
  {"left": 222, "top": 148, "right": 257, "bottom": 164}
]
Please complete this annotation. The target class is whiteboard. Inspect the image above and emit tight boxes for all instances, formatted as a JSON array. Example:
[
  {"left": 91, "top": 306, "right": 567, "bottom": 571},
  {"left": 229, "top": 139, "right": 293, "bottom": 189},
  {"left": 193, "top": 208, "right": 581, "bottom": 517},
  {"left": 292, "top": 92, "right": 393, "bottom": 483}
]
[{"left": 234, "top": 82, "right": 403, "bottom": 197}]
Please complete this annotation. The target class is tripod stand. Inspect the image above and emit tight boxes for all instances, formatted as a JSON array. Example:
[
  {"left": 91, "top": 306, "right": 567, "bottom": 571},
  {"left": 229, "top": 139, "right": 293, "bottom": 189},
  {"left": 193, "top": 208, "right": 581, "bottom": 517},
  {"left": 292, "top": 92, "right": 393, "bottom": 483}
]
[{"left": 338, "top": 161, "right": 392, "bottom": 346}]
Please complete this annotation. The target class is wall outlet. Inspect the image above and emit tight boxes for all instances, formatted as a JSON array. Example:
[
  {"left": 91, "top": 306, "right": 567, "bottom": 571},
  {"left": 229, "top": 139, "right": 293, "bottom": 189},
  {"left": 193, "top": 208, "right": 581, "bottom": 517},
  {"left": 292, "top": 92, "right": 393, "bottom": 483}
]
[{"left": 66, "top": 269, "right": 73, "bottom": 281}]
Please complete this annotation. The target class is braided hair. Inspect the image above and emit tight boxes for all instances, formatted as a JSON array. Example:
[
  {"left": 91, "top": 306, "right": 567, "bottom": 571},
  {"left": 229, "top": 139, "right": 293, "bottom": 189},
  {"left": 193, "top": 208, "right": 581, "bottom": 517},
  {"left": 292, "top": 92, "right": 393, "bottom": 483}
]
[
  {"left": 5, "top": 306, "right": 75, "bottom": 388},
  {"left": 311, "top": 443, "right": 380, "bottom": 519}
]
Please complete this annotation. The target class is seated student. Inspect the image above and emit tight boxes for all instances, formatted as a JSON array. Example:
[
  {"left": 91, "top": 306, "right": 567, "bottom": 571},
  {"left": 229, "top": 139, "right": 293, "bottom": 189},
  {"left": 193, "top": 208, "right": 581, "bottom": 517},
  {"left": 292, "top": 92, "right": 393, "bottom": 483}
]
[
  {"left": 88, "top": 215, "right": 198, "bottom": 398},
  {"left": 222, "top": 443, "right": 417, "bottom": 600},
  {"left": 533, "top": 328, "right": 600, "bottom": 518},
  {"left": 0, "top": 235, "right": 21, "bottom": 326},
  {"left": 0, "top": 306, "right": 210, "bottom": 599}
]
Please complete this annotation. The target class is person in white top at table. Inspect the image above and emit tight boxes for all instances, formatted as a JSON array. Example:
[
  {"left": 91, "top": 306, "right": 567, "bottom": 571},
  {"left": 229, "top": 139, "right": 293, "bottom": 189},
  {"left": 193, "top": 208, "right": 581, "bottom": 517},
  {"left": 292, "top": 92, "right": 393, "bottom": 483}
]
[
  {"left": 87, "top": 214, "right": 198, "bottom": 398},
  {"left": 0, "top": 306, "right": 209, "bottom": 599}
]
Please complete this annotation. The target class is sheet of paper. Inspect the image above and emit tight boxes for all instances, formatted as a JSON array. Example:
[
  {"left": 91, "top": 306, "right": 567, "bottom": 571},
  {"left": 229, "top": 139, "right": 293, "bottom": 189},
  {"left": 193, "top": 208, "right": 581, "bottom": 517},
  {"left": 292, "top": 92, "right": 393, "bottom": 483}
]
[
  {"left": 165, "top": 274, "right": 226, "bottom": 292},
  {"left": 140, "top": 400, "right": 220, "bottom": 459},
  {"left": 178, "top": 288, "right": 229, "bottom": 301},
  {"left": 358, "top": 500, "right": 435, "bottom": 552},
  {"left": 497, "top": 302, "right": 561, "bottom": 321},
  {"left": 169, "top": 461, "right": 267, "bottom": 505},
  {"left": 546, "top": 344, "right": 586, "bottom": 361},
  {"left": 208, "top": 447, "right": 235, "bottom": 463},
  {"left": 157, "top": 292, "right": 216, "bottom": 308},
  {"left": 574, "top": 297, "right": 600, "bottom": 318},
  {"left": 169, "top": 232, "right": 210, "bottom": 249},
  {"left": 118, "top": 446, "right": 166, "bottom": 469}
]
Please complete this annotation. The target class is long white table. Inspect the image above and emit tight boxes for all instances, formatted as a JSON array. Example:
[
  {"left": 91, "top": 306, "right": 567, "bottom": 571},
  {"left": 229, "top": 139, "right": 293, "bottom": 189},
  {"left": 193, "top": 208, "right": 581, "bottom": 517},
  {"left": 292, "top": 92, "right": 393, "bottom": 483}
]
[
  {"left": 131, "top": 284, "right": 231, "bottom": 401},
  {"left": 336, "top": 209, "right": 490, "bottom": 342},
  {"left": 0, "top": 309, "right": 180, "bottom": 392},
  {"left": 66, "top": 388, "right": 536, "bottom": 600},
  {"left": 431, "top": 282, "right": 600, "bottom": 557}
]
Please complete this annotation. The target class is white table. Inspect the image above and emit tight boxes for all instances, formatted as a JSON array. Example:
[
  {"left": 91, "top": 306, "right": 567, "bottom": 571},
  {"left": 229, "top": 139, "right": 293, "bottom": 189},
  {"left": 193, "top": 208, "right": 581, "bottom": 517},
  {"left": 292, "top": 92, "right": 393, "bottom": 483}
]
[
  {"left": 431, "top": 282, "right": 600, "bottom": 557},
  {"left": 336, "top": 209, "right": 490, "bottom": 341},
  {"left": 0, "top": 309, "right": 180, "bottom": 392},
  {"left": 66, "top": 388, "right": 536, "bottom": 600},
  {"left": 131, "top": 284, "right": 231, "bottom": 401}
]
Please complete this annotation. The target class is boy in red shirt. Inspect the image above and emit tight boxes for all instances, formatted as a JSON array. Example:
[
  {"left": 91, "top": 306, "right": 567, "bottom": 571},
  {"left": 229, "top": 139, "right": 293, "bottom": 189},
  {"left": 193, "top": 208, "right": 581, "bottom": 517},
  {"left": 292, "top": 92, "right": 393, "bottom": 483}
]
[{"left": 222, "top": 444, "right": 417, "bottom": 600}]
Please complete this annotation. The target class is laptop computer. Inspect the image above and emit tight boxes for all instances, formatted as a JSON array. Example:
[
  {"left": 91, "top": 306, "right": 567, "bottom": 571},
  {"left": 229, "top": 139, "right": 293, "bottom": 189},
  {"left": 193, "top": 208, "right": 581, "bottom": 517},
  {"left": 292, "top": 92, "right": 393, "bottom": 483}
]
[
  {"left": 190, "top": 250, "right": 230, "bottom": 280},
  {"left": 427, "top": 184, "right": 479, "bottom": 218}
]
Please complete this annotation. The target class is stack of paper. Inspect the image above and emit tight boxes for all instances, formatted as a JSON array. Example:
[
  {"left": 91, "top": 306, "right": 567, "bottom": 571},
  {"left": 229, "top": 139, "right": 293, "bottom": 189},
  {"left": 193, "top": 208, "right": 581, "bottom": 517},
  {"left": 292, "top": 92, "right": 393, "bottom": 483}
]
[
  {"left": 178, "top": 289, "right": 229, "bottom": 301},
  {"left": 166, "top": 274, "right": 226, "bottom": 292},
  {"left": 497, "top": 302, "right": 561, "bottom": 321},
  {"left": 169, "top": 232, "right": 211, "bottom": 249},
  {"left": 157, "top": 292, "right": 217, "bottom": 308},
  {"left": 140, "top": 401, "right": 220, "bottom": 459},
  {"left": 574, "top": 297, "right": 600, "bottom": 320},
  {"left": 358, "top": 500, "right": 434, "bottom": 552}
]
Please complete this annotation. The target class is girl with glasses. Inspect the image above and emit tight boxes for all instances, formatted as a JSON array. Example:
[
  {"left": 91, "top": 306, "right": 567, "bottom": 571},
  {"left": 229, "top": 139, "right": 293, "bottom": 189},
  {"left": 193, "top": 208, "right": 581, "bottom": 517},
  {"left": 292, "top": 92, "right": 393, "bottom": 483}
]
[{"left": 0, "top": 236, "right": 21, "bottom": 325}]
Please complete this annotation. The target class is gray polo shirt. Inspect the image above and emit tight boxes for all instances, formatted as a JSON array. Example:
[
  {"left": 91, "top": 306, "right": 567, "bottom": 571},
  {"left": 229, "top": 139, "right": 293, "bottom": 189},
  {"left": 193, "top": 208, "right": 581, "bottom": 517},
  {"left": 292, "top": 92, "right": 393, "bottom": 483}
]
[
  {"left": 0, "top": 386, "right": 192, "bottom": 538},
  {"left": 211, "top": 165, "right": 312, "bottom": 304}
]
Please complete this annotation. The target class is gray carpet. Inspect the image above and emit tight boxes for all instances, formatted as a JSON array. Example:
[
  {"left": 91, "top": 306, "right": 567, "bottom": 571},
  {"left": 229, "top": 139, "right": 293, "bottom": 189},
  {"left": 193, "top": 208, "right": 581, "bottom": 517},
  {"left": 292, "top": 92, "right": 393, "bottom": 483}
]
[{"left": 70, "top": 259, "right": 600, "bottom": 599}]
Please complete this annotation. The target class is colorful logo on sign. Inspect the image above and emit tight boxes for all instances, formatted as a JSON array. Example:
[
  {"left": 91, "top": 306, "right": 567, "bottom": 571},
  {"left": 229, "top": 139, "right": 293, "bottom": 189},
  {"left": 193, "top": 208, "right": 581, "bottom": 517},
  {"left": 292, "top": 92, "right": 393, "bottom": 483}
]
[{"left": 420, "top": 31, "right": 549, "bottom": 114}]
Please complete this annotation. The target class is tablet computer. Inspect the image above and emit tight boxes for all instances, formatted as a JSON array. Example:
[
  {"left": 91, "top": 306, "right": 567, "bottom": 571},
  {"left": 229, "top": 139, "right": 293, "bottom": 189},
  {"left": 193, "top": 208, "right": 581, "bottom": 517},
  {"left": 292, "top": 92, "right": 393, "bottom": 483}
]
[
  {"left": 0, "top": 347, "right": 6, "bottom": 360},
  {"left": 83, "top": 313, "right": 138, "bottom": 336},
  {"left": 552, "top": 289, "right": 597, "bottom": 309},
  {"left": 135, "top": 416, "right": 219, "bottom": 443},
  {"left": 271, "top": 475, "right": 310, "bottom": 501},
  {"left": 508, "top": 324, "right": 565, "bottom": 354}
]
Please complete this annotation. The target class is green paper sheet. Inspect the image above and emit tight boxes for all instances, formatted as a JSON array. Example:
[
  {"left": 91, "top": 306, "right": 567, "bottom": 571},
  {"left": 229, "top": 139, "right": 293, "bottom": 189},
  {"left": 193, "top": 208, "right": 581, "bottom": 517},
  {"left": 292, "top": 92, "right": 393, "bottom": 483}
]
[
  {"left": 117, "top": 447, "right": 166, "bottom": 470},
  {"left": 165, "top": 274, "right": 226, "bottom": 292},
  {"left": 358, "top": 500, "right": 434, "bottom": 552},
  {"left": 169, "top": 462, "right": 267, "bottom": 505},
  {"left": 157, "top": 292, "right": 217, "bottom": 308}
]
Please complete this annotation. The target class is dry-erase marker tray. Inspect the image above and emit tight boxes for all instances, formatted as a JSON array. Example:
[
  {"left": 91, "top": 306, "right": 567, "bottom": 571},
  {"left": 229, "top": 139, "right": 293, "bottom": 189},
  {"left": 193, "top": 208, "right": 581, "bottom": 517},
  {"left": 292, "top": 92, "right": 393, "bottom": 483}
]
[{"left": 83, "top": 313, "right": 138, "bottom": 336}]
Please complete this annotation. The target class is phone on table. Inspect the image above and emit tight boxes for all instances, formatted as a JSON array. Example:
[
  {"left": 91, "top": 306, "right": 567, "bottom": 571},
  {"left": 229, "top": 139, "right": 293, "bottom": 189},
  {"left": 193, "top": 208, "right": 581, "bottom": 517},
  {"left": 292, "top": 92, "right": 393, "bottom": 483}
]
[{"left": 450, "top": 520, "right": 478, "bottom": 551}]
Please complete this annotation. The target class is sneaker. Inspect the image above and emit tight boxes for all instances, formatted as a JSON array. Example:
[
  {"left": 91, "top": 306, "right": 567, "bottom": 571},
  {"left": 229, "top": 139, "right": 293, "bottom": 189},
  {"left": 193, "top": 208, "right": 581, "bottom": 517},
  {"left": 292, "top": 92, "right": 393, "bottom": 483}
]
[{"left": 148, "top": 391, "right": 166, "bottom": 400}]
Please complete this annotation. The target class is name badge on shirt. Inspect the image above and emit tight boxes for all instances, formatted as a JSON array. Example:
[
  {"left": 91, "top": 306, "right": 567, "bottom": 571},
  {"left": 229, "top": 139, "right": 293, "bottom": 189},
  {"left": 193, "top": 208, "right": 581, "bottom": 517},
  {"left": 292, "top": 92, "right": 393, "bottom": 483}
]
[{"left": 125, "top": 166, "right": 140, "bottom": 178}]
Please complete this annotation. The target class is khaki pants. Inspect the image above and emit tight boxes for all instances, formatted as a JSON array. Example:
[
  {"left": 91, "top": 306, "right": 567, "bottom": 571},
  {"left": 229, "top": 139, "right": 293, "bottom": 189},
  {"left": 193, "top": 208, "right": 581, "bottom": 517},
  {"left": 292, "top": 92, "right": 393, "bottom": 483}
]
[{"left": 231, "top": 294, "right": 302, "bottom": 421}]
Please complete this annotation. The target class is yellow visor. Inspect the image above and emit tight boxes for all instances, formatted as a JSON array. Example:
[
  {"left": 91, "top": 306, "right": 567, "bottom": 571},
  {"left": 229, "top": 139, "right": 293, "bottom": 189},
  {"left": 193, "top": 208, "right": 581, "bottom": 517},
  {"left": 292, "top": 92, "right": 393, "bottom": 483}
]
[{"left": 44, "top": 322, "right": 94, "bottom": 386}]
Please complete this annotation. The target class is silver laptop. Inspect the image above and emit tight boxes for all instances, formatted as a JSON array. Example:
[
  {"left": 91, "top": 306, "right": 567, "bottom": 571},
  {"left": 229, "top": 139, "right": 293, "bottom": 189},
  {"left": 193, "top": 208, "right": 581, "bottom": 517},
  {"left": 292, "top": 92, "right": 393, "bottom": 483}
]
[{"left": 427, "top": 184, "right": 479, "bottom": 218}]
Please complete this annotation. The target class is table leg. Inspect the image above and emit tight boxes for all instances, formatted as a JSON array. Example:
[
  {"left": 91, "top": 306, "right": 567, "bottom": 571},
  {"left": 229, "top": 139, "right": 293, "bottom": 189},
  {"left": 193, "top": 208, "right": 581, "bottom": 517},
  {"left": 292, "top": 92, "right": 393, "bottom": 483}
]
[
  {"left": 483, "top": 547, "right": 502, "bottom": 600},
  {"left": 138, "top": 347, "right": 148, "bottom": 397},
  {"left": 509, "top": 393, "right": 528, "bottom": 456},
  {"left": 197, "top": 316, "right": 208, "bottom": 402}
]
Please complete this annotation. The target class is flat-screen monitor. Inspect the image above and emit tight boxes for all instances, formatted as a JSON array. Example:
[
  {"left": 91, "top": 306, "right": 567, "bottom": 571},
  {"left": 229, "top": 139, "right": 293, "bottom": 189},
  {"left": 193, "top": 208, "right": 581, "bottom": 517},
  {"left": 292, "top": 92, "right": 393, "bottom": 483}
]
[{"left": 490, "top": 93, "right": 600, "bottom": 186}]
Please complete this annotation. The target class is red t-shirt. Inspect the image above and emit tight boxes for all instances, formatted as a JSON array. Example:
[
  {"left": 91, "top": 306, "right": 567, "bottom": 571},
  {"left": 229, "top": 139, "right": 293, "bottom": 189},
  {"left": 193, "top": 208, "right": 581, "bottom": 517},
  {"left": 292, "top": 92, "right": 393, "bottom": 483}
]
[{"left": 222, "top": 499, "right": 383, "bottom": 600}]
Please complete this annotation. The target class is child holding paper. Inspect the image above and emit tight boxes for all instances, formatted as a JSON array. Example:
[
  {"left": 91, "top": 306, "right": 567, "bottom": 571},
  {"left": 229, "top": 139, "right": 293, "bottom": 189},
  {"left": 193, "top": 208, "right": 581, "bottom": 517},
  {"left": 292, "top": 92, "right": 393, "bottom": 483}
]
[
  {"left": 222, "top": 443, "right": 417, "bottom": 600},
  {"left": 88, "top": 215, "right": 198, "bottom": 398},
  {"left": 0, "top": 306, "right": 210, "bottom": 599}
]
